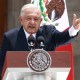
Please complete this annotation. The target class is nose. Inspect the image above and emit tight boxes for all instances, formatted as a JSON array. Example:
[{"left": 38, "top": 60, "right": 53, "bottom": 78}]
[{"left": 30, "top": 19, "right": 35, "bottom": 24}]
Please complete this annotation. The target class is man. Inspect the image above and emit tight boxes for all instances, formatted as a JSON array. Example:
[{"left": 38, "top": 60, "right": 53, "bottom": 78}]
[{"left": 0, "top": 3, "right": 80, "bottom": 77}]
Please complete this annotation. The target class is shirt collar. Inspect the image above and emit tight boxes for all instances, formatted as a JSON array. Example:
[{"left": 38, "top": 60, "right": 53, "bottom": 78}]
[{"left": 23, "top": 28, "right": 36, "bottom": 39}]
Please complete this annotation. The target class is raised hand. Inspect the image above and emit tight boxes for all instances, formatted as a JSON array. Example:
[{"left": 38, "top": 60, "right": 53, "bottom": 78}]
[{"left": 73, "top": 14, "right": 80, "bottom": 30}]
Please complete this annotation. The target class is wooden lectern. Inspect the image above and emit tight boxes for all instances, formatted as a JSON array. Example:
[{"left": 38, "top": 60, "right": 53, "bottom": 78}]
[{"left": 2, "top": 51, "right": 71, "bottom": 80}]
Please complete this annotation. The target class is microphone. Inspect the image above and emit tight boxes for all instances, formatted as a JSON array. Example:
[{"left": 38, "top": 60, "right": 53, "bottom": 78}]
[
  {"left": 37, "top": 36, "right": 45, "bottom": 49},
  {"left": 28, "top": 35, "right": 35, "bottom": 51}
]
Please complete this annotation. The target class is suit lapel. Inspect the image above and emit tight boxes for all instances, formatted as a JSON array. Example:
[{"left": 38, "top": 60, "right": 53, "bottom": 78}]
[
  {"left": 15, "top": 26, "right": 44, "bottom": 50},
  {"left": 15, "top": 27, "right": 29, "bottom": 51}
]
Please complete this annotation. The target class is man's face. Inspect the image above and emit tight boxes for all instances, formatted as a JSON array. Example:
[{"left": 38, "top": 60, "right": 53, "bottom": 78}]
[{"left": 19, "top": 8, "right": 42, "bottom": 34}]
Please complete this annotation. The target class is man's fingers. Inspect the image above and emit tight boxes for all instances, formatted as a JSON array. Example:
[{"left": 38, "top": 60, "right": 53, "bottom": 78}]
[
  {"left": 73, "top": 14, "right": 77, "bottom": 23},
  {"left": 73, "top": 14, "right": 80, "bottom": 29}
]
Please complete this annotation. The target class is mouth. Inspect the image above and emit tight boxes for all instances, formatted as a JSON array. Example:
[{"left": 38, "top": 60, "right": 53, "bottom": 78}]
[
  {"left": 29, "top": 26, "right": 35, "bottom": 28},
  {"left": 27, "top": 26, "right": 37, "bottom": 34}
]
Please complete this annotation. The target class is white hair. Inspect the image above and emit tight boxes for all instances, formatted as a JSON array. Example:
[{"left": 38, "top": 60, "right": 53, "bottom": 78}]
[{"left": 20, "top": 4, "right": 41, "bottom": 16}]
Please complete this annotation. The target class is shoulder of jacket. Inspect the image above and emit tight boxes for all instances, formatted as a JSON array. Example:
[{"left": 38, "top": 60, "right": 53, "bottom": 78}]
[{"left": 4, "top": 27, "right": 21, "bottom": 37}]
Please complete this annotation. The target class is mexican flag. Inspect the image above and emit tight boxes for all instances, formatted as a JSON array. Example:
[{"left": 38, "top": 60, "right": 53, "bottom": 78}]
[{"left": 31, "top": 0, "right": 69, "bottom": 32}]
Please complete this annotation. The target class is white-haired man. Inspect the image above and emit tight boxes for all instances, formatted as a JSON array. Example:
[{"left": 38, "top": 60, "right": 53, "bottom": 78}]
[{"left": 0, "top": 3, "right": 80, "bottom": 79}]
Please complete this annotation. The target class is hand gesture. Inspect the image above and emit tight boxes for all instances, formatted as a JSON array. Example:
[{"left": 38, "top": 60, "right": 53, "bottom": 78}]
[{"left": 73, "top": 14, "right": 80, "bottom": 30}]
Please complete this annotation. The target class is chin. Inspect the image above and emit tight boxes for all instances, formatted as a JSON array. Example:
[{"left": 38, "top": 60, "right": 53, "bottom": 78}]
[{"left": 29, "top": 31, "right": 36, "bottom": 34}]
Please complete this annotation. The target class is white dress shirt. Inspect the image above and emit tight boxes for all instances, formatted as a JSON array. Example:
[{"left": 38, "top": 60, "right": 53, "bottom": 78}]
[{"left": 69, "top": 26, "right": 80, "bottom": 36}]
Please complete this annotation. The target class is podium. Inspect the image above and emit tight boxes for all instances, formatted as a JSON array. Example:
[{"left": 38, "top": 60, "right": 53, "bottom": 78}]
[{"left": 2, "top": 51, "right": 71, "bottom": 80}]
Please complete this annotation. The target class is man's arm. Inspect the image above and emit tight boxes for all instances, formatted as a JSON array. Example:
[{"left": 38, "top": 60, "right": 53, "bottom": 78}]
[{"left": 0, "top": 34, "right": 12, "bottom": 76}]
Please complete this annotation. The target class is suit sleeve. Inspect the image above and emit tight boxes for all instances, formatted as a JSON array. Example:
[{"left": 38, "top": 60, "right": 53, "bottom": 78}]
[
  {"left": 0, "top": 34, "right": 12, "bottom": 75},
  {"left": 51, "top": 26, "right": 77, "bottom": 47}
]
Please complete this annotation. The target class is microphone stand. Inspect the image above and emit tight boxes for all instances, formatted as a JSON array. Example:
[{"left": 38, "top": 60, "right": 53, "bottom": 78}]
[
  {"left": 28, "top": 42, "right": 35, "bottom": 52},
  {"left": 40, "top": 42, "right": 45, "bottom": 50}
]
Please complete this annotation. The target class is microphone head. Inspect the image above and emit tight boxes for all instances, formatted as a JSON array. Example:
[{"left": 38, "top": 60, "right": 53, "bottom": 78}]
[
  {"left": 28, "top": 35, "right": 36, "bottom": 51},
  {"left": 28, "top": 36, "right": 35, "bottom": 44},
  {"left": 37, "top": 36, "right": 45, "bottom": 49},
  {"left": 37, "top": 36, "right": 45, "bottom": 44}
]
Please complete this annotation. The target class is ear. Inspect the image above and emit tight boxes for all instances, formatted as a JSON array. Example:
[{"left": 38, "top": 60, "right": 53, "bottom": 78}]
[
  {"left": 40, "top": 18, "right": 42, "bottom": 22},
  {"left": 19, "top": 16, "right": 23, "bottom": 25}
]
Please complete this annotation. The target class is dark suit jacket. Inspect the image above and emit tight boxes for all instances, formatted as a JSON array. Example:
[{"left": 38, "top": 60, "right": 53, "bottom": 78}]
[{"left": 0, "top": 25, "right": 76, "bottom": 74}]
